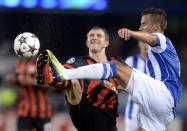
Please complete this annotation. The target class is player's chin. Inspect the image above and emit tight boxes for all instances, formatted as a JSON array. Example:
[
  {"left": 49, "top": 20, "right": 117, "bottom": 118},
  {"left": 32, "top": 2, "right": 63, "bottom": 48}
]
[{"left": 90, "top": 47, "right": 102, "bottom": 53}]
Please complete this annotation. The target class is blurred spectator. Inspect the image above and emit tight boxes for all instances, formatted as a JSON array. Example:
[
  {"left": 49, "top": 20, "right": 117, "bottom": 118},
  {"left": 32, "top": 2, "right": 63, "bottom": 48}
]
[{"left": 6, "top": 57, "right": 52, "bottom": 131}]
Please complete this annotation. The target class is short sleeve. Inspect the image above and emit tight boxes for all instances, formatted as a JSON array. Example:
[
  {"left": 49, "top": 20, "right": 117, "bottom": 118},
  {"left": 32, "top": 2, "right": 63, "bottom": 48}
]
[
  {"left": 64, "top": 56, "right": 87, "bottom": 68},
  {"left": 151, "top": 33, "right": 167, "bottom": 53}
]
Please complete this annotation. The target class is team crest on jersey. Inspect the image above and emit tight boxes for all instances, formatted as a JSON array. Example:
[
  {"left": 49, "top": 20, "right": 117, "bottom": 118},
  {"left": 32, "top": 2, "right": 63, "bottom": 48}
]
[
  {"left": 66, "top": 57, "right": 75, "bottom": 64},
  {"left": 103, "top": 80, "right": 118, "bottom": 94}
]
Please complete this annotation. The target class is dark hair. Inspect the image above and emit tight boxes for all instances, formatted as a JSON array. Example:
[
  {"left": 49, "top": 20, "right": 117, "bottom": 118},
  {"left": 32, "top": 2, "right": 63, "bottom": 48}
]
[
  {"left": 141, "top": 7, "right": 167, "bottom": 32},
  {"left": 88, "top": 26, "right": 109, "bottom": 41}
]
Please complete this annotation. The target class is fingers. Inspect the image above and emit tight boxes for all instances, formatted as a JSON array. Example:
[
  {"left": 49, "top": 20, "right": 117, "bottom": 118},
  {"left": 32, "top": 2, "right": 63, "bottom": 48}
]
[
  {"left": 118, "top": 28, "right": 130, "bottom": 41},
  {"left": 125, "top": 29, "right": 130, "bottom": 40},
  {"left": 118, "top": 29, "right": 123, "bottom": 38}
]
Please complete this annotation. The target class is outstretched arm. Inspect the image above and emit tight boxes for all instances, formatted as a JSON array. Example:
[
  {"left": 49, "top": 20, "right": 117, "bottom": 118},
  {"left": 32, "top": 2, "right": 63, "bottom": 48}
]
[{"left": 118, "top": 28, "right": 158, "bottom": 46}]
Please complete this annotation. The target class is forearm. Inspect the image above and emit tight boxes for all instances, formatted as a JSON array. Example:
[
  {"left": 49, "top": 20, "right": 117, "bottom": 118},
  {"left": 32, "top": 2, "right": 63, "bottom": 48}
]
[
  {"left": 65, "top": 80, "right": 82, "bottom": 105},
  {"left": 130, "top": 31, "right": 157, "bottom": 46}
]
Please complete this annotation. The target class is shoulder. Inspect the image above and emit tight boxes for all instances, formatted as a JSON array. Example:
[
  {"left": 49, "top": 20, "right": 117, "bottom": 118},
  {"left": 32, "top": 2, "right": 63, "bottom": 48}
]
[
  {"left": 64, "top": 56, "right": 88, "bottom": 68},
  {"left": 107, "top": 56, "right": 126, "bottom": 63},
  {"left": 151, "top": 32, "right": 168, "bottom": 53},
  {"left": 152, "top": 33, "right": 167, "bottom": 45},
  {"left": 65, "top": 57, "right": 76, "bottom": 64},
  {"left": 152, "top": 32, "right": 166, "bottom": 38}
]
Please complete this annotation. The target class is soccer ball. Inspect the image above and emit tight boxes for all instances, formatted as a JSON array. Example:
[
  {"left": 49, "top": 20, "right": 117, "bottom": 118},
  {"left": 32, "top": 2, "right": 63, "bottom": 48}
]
[{"left": 14, "top": 32, "right": 40, "bottom": 58}]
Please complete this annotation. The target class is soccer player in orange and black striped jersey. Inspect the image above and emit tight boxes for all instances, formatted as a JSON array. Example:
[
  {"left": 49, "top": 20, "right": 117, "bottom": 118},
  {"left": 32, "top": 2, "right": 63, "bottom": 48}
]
[
  {"left": 36, "top": 26, "right": 119, "bottom": 131},
  {"left": 6, "top": 58, "right": 52, "bottom": 131},
  {"left": 64, "top": 56, "right": 118, "bottom": 131}
]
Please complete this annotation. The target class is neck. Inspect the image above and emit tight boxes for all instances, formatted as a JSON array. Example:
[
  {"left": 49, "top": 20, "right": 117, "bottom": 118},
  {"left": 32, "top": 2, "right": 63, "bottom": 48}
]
[
  {"left": 140, "top": 52, "right": 147, "bottom": 60},
  {"left": 89, "top": 50, "right": 107, "bottom": 63}
]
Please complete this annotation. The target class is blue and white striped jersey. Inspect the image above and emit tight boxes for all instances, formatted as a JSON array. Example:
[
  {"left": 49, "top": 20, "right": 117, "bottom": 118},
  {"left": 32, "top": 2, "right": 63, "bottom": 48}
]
[
  {"left": 146, "top": 33, "right": 182, "bottom": 108},
  {"left": 125, "top": 55, "right": 146, "bottom": 73}
]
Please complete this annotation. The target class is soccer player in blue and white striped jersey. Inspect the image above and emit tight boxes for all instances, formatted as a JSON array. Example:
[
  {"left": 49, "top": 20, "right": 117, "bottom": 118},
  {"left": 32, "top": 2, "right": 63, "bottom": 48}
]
[{"left": 115, "top": 8, "right": 182, "bottom": 130}]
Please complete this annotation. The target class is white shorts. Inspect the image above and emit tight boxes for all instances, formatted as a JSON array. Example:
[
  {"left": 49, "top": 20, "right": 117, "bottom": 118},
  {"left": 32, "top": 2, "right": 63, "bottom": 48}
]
[
  {"left": 126, "top": 68, "right": 174, "bottom": 131},
  {"left": 125, "top": 95, "right": 139, "bottom": 131}
]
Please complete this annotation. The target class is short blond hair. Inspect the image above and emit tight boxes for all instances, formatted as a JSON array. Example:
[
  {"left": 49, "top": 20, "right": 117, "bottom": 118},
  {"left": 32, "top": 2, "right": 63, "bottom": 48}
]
[{"left": 141, "top": 7, "right": 167, "bottom": 32}]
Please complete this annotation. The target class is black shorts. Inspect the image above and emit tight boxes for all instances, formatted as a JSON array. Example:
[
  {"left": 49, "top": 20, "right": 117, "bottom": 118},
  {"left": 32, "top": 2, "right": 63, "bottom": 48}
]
[
  {"left": 67, "top": 103, "right": 117, "bottom": 131},
  {"left": 17, "top": 116, "right": 51, "bottom": 131}
]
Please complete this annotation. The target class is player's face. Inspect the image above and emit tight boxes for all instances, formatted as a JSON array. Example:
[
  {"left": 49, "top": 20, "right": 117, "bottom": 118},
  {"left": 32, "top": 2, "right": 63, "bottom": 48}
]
[
  {"left": 86, "top": 29, "right": 109, "bottom": 53},
  {"left": 139, "top": 15, "right": 155, "bottom": 33}
]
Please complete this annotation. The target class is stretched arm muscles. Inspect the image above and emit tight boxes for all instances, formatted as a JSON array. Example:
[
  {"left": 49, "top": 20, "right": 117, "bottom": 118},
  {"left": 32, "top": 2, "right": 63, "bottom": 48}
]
[
  {"left": 129, "top": 31, "right": 157, "bottom": 46},
  {"left": 118, "top": 28, "right": 158, "bottom": 46}
]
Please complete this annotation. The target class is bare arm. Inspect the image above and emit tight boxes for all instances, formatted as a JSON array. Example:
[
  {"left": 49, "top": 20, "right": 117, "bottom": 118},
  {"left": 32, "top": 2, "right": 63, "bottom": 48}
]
[
  {"left": 118, "top": 28, "right": 158, "bottom": 46},
  {"left": 66, "top": 80, "right": 82, "bottom": 105}
]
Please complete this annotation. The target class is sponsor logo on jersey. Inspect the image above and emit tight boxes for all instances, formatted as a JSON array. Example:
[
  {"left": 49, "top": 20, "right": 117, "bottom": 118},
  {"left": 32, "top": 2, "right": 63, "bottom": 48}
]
[{"left": 66, "top": 57, "right": 75, "bottom": 64}]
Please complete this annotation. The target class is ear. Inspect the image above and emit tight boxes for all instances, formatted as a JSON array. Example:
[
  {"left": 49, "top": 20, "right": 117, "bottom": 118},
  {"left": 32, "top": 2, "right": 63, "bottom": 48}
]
[
  {"left": 104, "top": 41, "right": 109, "bottom": 47},
  {"left": 153, "top": 24, "right": 160, "bottom": 32}
]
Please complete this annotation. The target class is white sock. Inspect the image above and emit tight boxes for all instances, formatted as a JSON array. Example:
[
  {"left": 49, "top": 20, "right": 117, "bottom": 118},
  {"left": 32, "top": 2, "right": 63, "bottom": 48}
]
[{"left": 61, "top": 62, "right": 116, "bottom": 80}]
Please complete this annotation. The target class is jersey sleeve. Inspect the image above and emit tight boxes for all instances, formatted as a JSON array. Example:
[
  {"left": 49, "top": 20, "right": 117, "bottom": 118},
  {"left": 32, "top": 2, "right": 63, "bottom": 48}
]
[
  {"left": 64, "top": 57, "right": 85, "bottom": 69},
  {"left": 151, "top": 33, "right": 167, "bottom": 53}
]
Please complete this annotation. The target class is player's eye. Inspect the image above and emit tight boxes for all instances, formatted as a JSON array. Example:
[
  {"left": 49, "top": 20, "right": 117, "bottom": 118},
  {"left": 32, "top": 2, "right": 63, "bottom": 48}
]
[
  {"left": 141, "top": 23, "right": 145, "bottom": 26},
  {"left": 97, "top": 34, "right": 102, "bottom": 38},
  {"left": 89, "top": 34, "right": 95, "bottom": 37}
]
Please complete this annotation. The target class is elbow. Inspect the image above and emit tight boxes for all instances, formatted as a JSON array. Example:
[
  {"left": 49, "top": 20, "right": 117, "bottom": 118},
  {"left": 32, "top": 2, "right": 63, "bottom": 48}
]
[{"left": 148, "top": 35, "right": 157, "bottom": 45}]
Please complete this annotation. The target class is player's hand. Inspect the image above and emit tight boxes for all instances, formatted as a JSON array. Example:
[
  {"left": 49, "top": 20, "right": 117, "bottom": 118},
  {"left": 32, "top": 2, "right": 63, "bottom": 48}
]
[{"left": 118, "top": 28, "right": 131, "bottom": 41}]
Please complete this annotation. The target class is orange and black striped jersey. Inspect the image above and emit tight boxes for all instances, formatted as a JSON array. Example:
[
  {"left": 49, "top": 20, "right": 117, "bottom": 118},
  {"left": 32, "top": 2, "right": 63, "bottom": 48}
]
[
  {"left": 15, "top": 58, "right": 52, "bottom": 119},
  {"left": 64, "top": 56, "right": 118, "bottom": 116}
]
